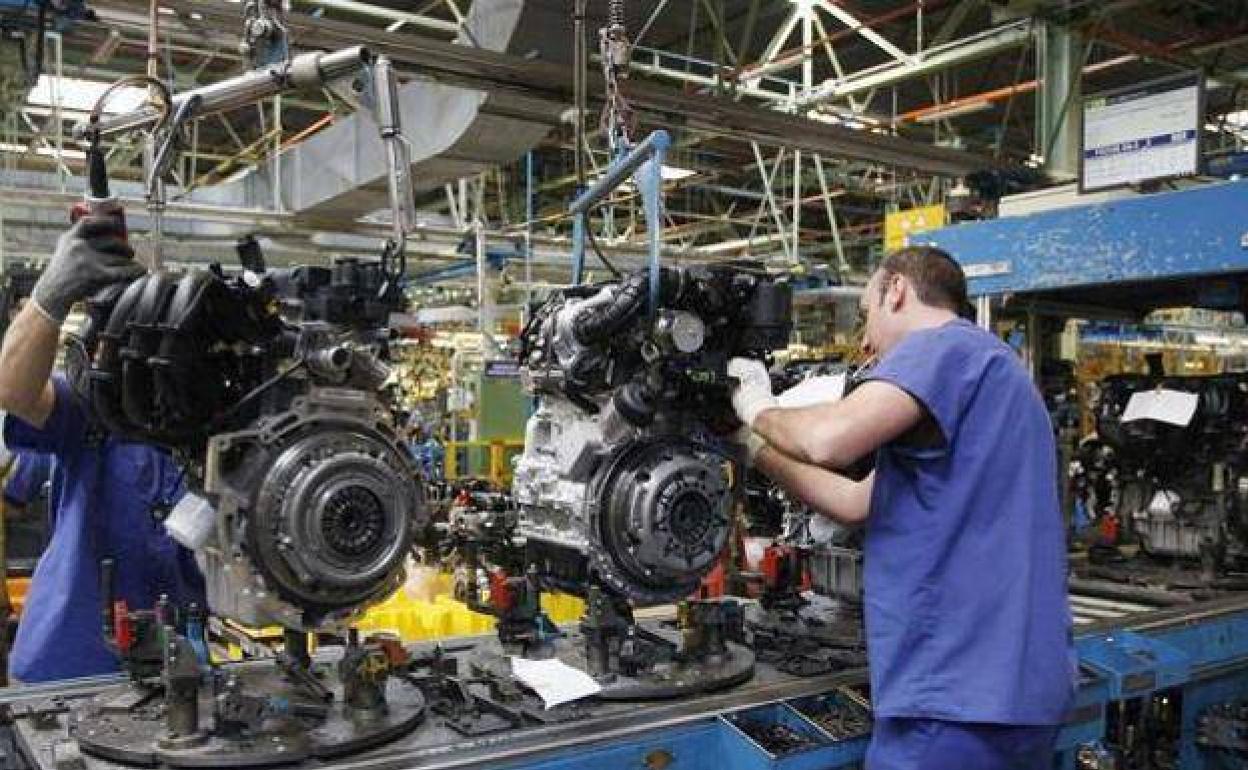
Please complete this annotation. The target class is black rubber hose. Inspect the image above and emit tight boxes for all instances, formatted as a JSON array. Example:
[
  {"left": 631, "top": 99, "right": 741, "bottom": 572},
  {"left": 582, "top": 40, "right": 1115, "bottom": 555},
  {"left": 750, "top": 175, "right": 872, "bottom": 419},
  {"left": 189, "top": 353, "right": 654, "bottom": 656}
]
[
  {"left": 28, "top": 1, "right": 47, "bottom": 88},
  {"left": 572, "top": 267, "right": 683, "bottom": 345},
  {"left": 91, "top": 275, "right": 150, "bottom": 435},
  {"left": 151, "top": 271, "right": 220, "bottom": 442},
  {"left": 612, "top": 368, "right": 659, "bottom": 427},
  {"left": 584, "top": 226, "right": 622, "bottom": 278},
  {"left": 120, "top": 272, "right": 178, "bottom": 439}
]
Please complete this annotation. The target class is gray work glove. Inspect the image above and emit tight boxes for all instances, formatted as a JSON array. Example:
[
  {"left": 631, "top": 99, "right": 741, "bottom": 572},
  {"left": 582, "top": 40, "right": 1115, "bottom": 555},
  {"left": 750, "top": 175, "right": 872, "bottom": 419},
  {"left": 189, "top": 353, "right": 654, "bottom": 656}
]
[{"left": 32, "top": 216, "right": 145, "bottom": 325}]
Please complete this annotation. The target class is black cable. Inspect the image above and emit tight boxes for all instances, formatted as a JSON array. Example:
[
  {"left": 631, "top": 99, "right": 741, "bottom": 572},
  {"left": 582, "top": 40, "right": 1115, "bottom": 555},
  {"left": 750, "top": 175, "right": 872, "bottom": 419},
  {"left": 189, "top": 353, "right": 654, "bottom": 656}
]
[
  {"left": 14, "top": 36, "right": 29, "bottom": 91},
  {"left": 380, "top": 238, "right": 407, "bottom": 299},
  {"left": 584, "top": 224, "right": 623, "bottom": 278},
  {"left": 219, "top": 358, "right": 305, "bottom": 421},
  {"left": 88, "top": 75, "right": 173, "bottom": 132},
  {"left": 28, "top": 0, "right": 47, "bottom": 88},
  {"left": 993, "top": 21, "right": 1033, "bottom": 161}
]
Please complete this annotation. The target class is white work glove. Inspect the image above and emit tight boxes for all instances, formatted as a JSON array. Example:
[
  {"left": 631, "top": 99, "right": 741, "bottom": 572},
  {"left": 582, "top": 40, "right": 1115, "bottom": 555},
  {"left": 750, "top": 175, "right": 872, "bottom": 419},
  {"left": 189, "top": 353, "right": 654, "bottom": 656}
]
[
  {"left": 728, "top": 357, "right": 777, "bottom": 428},
  {"left": 807, "top": 513, "right": 843, "bottom": 545},
  {"left": 732, "top": 424, "right": 767, "bottom": 467}
]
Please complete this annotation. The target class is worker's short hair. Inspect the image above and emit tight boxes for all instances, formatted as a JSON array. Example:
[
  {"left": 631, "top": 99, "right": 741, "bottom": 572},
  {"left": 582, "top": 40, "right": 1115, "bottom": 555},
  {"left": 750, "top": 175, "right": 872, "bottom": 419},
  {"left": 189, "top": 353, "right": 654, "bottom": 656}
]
[{"left": 879, "top": 246, "right": 968, "bottom": 314}]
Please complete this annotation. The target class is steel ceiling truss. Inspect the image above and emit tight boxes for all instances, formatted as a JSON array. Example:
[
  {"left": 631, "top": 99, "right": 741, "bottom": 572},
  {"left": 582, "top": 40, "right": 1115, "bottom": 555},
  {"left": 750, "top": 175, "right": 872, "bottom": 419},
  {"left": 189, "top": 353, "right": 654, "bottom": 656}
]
[{"left": 5, "top": 0, "right": 1247, "bottom": 270}]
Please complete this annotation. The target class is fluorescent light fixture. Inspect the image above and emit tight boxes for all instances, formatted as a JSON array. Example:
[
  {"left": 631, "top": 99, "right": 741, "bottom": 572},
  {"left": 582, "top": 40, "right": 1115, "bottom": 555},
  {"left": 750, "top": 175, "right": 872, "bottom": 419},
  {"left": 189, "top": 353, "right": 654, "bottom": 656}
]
[
  {"left": 808, "top": 112, "right": 841, "bottom": 126},
  {"left": 0, "top": 143, "right": 84, "bottom": 160},
  {"left": 812, "top": 108, "right": 883, "bottom": 131},
  {"left": 36, "top": 147, "right": 87, "bottom": 160},
  {"left": 26, "top": 75, "right": 147, "bottom": 113},
  {"left": 590, "top": 164, "right": 697, "bottom": 188},
  {"left": 1195, "top": 333, "right": 1231, "bottom": 346},
  {"left": 915, "top": 99, "right": 993, "bottom": 124},
  {"left": 220, "top": 167, "right": 254, "bottom": 185},
  {"left": 89, "top": 30, "right": 123, "bottom": 64},
  {"left": 694, "top": 232, "right": 788, "bottom": 255},
  {"left": 660, "top": 164, "right": 696, "bottom": 181}
]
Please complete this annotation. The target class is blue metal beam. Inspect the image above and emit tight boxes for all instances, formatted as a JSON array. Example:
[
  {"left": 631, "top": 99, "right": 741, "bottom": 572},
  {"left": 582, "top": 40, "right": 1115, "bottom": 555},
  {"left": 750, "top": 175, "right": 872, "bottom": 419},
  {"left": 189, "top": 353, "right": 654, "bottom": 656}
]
[{"left": 569, "top": 130, "right": 670, "bottom": 318}]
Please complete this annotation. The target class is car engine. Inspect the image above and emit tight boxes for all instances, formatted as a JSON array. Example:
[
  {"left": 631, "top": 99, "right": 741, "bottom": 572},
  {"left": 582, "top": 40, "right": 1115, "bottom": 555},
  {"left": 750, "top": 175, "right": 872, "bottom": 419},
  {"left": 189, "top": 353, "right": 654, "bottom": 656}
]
[
  {"left": 1081, "top": 372, "right": 1248, "bottom": 569},
  {"left": 69, "top": 258, "right": 425, "bottom": 630},
  {"left": 512, "top": 264, "right": 791, "bottom": 605}
]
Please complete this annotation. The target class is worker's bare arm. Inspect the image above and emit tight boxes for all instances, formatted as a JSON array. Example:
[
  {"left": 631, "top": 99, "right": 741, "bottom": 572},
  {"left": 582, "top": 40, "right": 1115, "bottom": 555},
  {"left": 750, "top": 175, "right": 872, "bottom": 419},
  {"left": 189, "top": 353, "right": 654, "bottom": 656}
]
[
  {"left": 753, "top": 381, "right": 924, "bottom": 469},
  {"left": 754, "top": 447, "right": 875, "bottom": 526},
  {"left": 0, "top": 304, "right": 58, "bottom": 428}
]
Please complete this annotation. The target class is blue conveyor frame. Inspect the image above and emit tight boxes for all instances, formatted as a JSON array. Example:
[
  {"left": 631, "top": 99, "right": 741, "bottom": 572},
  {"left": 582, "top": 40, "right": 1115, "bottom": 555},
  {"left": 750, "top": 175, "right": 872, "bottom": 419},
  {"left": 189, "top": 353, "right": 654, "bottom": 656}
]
[{"left": 491, "top": 600, "right": 1248, "bottom": 770}]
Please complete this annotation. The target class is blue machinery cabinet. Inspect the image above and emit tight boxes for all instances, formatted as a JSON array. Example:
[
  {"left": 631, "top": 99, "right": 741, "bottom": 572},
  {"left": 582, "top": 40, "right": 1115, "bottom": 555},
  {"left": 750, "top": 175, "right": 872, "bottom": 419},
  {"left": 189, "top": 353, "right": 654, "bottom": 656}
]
[{"left": 915, "top": 179, "right": 1248, "bottom": 310}]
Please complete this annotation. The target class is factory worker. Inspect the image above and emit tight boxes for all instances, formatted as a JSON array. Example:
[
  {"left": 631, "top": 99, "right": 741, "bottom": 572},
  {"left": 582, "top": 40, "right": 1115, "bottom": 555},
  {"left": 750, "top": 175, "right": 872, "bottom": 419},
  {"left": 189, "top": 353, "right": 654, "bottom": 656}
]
[
  {"left": 730, "top": 245, "right": 1074, "bottom": 770},
  {"left": 4, "top": 453, "right": 52, "bottom": 514},
  {"left": 0, "top": 450, "right": 53, "bottom": 684},
  {"left": 0, "top": 217, "right": 205, "bottom": 682}
]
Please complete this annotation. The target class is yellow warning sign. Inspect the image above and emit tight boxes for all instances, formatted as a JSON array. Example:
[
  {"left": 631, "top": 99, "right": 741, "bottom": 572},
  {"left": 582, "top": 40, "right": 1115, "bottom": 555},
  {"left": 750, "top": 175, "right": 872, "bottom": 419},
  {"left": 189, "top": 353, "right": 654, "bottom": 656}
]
[{"left": 884, "top": 204, "right": 947, "bottom": 253}]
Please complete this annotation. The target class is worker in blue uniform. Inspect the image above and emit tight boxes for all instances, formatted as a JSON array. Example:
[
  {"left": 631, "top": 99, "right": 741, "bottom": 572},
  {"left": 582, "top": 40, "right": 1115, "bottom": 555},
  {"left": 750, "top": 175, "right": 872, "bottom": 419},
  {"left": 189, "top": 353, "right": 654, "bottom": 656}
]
[
  {"left": 0, "top": 451, "right": 53, "bottom": 684},
  {"left": 3, "top": 449, "right": 54, "bottom": 564},
  {"left": 0, "top": 216, "right": 206, "bottom": 682},
  {"left": 4, "top": 452, "right": 52, "bottom": 516},
  {"left": 730, "top": 246, "right": 1075, "bottom": 770}
]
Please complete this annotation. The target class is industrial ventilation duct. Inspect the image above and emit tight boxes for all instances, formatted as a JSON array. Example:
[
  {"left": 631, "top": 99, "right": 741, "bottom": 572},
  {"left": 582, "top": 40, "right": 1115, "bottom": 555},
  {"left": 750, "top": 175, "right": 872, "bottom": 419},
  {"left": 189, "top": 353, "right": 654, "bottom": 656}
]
[{"left": 258, "top": 0, "right": 570, "bottom": 219}]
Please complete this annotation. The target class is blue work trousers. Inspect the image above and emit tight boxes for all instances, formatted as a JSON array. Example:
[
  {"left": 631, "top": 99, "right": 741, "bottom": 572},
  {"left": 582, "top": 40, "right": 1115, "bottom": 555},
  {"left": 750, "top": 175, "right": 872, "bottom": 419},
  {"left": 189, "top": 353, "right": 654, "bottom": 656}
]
[{"left": 866, "top": 718, "right": 1060, "bottom": 770}]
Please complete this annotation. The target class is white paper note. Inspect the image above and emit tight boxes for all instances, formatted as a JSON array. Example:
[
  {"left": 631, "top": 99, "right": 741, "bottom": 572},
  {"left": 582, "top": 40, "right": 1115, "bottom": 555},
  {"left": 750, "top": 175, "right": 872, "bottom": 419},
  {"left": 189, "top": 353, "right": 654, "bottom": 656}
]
[
  {"left": 778, "top": 373, "right": 848, "bottom": 409},
  {"left": 1120, "top": 388, "right": 1199, "bottom": 427},
  {"left": 509, "top": 656, "right": 603, "bottom": 709},
  {"left": 807, "top": 514, "right": 843, "bottom": 545}
]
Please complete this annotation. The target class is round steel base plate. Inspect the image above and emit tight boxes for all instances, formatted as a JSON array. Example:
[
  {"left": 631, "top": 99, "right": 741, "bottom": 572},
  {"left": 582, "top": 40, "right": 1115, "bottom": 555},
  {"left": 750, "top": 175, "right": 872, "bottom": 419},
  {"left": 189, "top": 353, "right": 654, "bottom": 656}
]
[
  {"left": 744, "top": 601, "right": 863, "bottom": 648},
  {"left": 470, "top": 627, "right": 755, "bottom": 702},
  {"left": 75, "top": 666, "right": 425, "bottom": 768}
]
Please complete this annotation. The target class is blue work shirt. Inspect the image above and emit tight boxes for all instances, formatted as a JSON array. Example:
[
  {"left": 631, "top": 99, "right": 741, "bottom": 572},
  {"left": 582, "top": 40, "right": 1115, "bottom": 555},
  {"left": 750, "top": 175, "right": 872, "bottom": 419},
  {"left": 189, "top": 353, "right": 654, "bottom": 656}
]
[
  {"left": 863, "top": 318, "right": 1075, "bottom": 725},
  {"left": 407, "top": 437, "right": 445, "bottom": 482},
  {"left": 3, "top": 452, "right": 52, "bottom": 507},
  {"left": 4, "top": 377, "right": 206, "bottom": 682}
]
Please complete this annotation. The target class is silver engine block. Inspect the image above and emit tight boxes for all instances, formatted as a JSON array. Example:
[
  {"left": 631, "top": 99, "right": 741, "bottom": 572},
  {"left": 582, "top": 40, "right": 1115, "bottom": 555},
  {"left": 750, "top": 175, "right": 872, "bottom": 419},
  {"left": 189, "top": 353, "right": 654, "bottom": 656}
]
[
  {"left": 1080, "top": 372, "right": 1248, "bottom": 569},
  {"left": 513, "top": 395, "right": 732, "bottom": 605},
  {"left": 513, "top": 266, "right": 791, "bottom": 605},
  {"left": 170, "top": 386, "right": 423, "bottom": 631},
  {"left": 75, "top": 258, "right": 427, "bottom": 631}
]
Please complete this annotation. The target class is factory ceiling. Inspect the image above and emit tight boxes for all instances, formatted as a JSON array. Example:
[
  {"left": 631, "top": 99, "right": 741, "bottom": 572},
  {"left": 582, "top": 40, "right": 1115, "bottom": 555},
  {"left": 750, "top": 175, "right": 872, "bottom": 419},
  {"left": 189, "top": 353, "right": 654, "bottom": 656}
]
[{"left": 1, "top": 0, "right": 1247, "bottom": 272}]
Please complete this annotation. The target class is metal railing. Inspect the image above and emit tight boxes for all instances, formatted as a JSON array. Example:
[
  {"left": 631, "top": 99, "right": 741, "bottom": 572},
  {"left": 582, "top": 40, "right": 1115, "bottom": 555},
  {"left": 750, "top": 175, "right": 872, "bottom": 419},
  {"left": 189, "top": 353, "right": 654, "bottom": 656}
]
[{"left": 443, "top": 439, "right": 525, "bottom": 486}]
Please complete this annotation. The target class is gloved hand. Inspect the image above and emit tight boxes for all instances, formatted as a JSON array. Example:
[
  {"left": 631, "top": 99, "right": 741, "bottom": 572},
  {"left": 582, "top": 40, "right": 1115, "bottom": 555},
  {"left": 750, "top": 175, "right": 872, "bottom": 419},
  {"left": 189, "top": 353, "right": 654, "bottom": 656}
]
[
  {"left": 32, "top": 216, "right": 145, "bottom": 325},
  {"left": 728, "top": 357, "right": 777, "bottom": 427}
]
